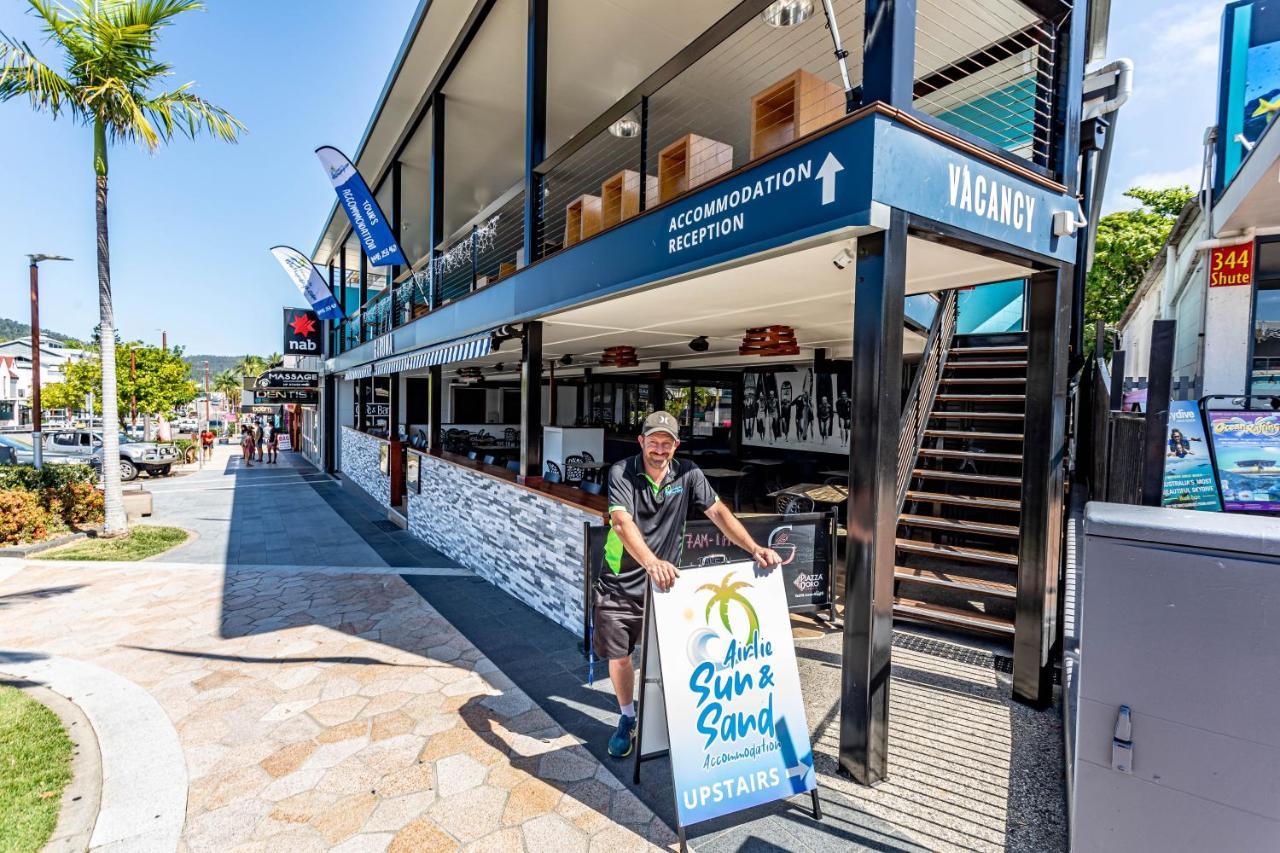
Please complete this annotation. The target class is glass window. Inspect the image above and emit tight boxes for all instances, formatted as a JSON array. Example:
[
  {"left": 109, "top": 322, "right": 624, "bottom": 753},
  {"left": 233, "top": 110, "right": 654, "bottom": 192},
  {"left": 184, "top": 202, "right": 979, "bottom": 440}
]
[{"left": 1251, "top": 279, "right": 1280, "bottom": 395}]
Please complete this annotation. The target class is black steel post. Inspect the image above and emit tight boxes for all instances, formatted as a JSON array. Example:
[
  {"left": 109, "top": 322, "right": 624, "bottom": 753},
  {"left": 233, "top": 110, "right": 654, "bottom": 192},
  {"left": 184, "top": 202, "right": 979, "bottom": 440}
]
[
  {"left": 359, "top": 251, "right": 369, "bottom": 313},
  {"left": 1141, "top": 319, "right": 1176, "bottom": 507},
  {"left": 524, "top": 0, "right": 547, "bottom": 265},
  {"left": 638, "top": 96, "right": 650, "bottom": 212},
  {"left": 839, "top": 210, "right": 907, "bottom": 785},
  {"left": 428, "top": 365, "right": 443, "bottom": 451},
  {"left": 323, "top": 373, "right": 337, "bottom": 474},
  {"left": 1109, "top": 350, "right": 1126, "bottom": 410},
  {"left": 520, "top": 322, "right": 544, "bottom": 478},
  {"left": 579, "top": 368, "right": 592, "bottom": 425},
  {"left": 429, "top": 96, "right": 446, "bottom": 309},
  {"left": 1015, "top": 266, "right": 1072, "bottom": 706},
  {"left": 862, "top": 0, "right": 917, "bottom": 107},
  {"left": 389, "top": 372, "right": 401, "bottom": 440},
  {"left": 391, "top": 161, "right": 403, "bottom": 327}
]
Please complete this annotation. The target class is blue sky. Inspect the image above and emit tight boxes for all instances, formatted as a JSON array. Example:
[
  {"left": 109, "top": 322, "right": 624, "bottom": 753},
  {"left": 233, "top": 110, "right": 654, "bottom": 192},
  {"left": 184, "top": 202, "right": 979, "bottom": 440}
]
[{"left": 0, "top": 0, "right": 1231, "bottom": 354}]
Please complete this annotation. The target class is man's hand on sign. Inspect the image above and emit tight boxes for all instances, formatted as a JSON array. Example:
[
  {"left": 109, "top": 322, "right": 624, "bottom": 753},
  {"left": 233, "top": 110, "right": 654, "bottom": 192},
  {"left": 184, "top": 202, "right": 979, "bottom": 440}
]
[
  {"left": 751, "top": 546, "right": 783, "bottom": 570},
  {"left": 644, "top": 559, "right": 680, "bottom": 591}
]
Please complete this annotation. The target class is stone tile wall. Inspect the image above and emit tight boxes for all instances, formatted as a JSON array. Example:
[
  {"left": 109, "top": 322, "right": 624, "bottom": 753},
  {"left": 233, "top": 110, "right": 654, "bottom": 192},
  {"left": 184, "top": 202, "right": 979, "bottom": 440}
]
[
  {"left": 407, "top": 452, "right": 602, "bottom": 636},
  {"left": 340, "top": 427, "right": 390, "bottom": 509}
]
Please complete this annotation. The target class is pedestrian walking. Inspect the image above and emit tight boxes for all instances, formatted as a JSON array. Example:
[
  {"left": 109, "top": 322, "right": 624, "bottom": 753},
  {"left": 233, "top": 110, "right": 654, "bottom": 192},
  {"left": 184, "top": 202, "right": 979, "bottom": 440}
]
[
  {"left": 253, "top": 419, "right": 264, "bottom": 462},
  {"left": 239, "top": 425, "right": 255, "bottom": 468},
  {"left": 265, "top": 422, "right": 279, "bottom": 464},
  {"left": 593, "top": 411, "right": 781, "bottom": 759},
  {"left": 200, "top": 426, "right": 216, "bottom": 461}
]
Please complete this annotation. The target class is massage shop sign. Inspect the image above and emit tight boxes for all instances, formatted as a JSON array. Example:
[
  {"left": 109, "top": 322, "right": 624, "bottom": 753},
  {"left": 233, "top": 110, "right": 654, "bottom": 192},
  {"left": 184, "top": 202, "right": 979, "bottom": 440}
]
[{"left": 650, "top": 560, "right": 816, "bottom": 827}]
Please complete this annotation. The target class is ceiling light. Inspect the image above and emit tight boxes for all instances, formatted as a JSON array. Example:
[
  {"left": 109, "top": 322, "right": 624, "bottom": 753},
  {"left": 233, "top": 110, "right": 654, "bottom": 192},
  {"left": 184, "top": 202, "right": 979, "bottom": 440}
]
[
  {"left": 608, "top": 114, "right": 641, "bottom": 138},
  {"left": 762, "top": 0, "right": 814, "bottom": 27},
  {"left": 688, "top": 336, "right": 709, "bottom": 352}
]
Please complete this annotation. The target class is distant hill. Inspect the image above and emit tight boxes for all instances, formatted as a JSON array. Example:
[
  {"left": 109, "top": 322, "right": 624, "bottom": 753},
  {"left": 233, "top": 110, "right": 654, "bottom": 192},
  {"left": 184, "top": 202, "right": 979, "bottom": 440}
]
[{"left": 0, "top": 317, "right": 82, "bottom": 346}]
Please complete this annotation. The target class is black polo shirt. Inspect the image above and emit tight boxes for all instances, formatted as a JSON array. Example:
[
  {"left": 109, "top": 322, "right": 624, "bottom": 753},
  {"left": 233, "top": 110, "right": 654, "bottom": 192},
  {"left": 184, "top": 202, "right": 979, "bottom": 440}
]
[{"left": 600, "top": 455, "right": 719, "bottom": 601}]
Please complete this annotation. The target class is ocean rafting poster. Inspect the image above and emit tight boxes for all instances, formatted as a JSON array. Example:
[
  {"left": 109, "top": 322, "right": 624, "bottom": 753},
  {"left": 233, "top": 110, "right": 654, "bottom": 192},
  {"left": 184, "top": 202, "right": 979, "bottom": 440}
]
[
  {"left": 650, "top": 560, "right": 816, "bottom": 827},
  {"left": 1207, "top": 410, "right": 1280, "bottom": 512},
  {"left": 1162, "top": 401, "right": 1222, "bottom": 511}
]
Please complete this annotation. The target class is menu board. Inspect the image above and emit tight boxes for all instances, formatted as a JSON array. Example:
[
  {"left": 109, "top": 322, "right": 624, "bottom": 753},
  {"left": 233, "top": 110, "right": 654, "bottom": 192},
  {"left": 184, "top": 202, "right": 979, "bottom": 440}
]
[{"left": 1207, "top": 410, "right": 1280, "bottom": 512}]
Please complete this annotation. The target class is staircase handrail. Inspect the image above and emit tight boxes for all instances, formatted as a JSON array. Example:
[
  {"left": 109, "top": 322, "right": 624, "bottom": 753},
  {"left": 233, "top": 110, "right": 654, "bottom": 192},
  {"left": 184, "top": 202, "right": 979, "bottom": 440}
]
[{"left": 895, "top": 289, "right": 958, "bottom": 511}]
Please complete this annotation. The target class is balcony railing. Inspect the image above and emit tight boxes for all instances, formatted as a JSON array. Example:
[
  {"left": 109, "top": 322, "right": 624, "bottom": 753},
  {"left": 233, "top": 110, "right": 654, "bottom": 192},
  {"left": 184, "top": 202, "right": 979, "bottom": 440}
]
[{"left": 331, "top": 0, "right": 1070, "bottom": 358}]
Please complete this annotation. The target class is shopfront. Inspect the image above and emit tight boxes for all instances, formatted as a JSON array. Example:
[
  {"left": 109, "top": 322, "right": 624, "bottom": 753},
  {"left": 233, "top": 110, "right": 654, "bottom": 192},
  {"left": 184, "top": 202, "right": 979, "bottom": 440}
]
[{"left": 312, "top": 0, "right": 1093, "bottom": 782}]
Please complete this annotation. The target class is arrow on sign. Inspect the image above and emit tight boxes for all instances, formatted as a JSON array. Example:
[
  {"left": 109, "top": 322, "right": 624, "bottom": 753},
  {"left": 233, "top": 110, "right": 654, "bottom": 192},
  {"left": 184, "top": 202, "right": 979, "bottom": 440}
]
[{"left": 816, "top": 152, "right": 844, "bottom": 205}]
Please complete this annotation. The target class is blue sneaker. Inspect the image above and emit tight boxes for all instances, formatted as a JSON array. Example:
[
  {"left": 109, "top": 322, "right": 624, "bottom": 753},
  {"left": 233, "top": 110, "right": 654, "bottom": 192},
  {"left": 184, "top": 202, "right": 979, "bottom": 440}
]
[{"left": 607, "top": 714, "right": 636, "bottom": 758}]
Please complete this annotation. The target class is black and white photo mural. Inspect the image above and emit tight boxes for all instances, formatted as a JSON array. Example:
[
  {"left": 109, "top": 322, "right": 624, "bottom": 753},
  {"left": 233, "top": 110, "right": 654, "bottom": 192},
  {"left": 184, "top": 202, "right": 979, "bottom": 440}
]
[{"left": 741, "top": 365, "right": 849, "bottom": 454}]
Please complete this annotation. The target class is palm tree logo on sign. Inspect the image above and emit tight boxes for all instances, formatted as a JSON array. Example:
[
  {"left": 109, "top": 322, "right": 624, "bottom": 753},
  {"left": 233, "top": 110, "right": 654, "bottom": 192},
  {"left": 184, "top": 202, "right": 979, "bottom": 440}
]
[{"left": 698, "top": 571, "right": 759, "bottom": 643}]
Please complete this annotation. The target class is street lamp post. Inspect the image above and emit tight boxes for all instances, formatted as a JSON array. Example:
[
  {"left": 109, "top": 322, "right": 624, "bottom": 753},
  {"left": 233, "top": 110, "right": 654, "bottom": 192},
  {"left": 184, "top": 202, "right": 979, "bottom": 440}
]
[{"left": 27, "top": 254, "right": 72, "bottom": 469}]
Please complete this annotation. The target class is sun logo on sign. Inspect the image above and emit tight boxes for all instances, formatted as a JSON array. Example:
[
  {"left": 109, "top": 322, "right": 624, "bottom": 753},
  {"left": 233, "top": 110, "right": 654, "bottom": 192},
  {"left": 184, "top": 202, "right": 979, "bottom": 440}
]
[{"left": 698, "top": 572, "right": 760, "bottom": 643}]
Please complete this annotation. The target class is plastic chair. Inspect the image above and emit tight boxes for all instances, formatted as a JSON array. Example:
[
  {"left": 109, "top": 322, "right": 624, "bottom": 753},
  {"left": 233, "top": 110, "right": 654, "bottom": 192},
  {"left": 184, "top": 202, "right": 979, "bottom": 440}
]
[
  {"left": 824, "top": 475, "right": 848, "bottom": 486},
  {"left": 545, "top": 460, "right": 564, "bottom": 481},
  {"left": 483, "top": 454, "right": 497, "bottom": 466},
  {"left": 564, "top": 454, "right": 586, "bottom": 484},
  {"left": 580, "top": 480, "right": 603, "bottom": 496},
  {"left": 504, "top": 428, "right": 518, "bottom": 447},
  {"left": 580, "top": 450, "right": 595, "bottom": 462},
  {"left": 544, "top": 469, "right": 563, "bottom": 484},
  {"left": 467, "top": 450, "right": 479, "bottom": 461},
  {"left": 506, "top": 460, "right": 521, "bottom": 473}
]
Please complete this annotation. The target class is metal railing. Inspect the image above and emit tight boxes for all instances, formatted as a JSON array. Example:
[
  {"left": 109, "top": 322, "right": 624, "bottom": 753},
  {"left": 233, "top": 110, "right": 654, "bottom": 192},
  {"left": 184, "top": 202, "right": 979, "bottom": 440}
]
[
  {"left": 896, "top": 289, "right": 958, "bottom": 510},
  {"left": 913, "top": 0, "right": 1061, "bottom": 167},
  {"left": 535, "top": 0, "right": 864, "bottom": 262}
]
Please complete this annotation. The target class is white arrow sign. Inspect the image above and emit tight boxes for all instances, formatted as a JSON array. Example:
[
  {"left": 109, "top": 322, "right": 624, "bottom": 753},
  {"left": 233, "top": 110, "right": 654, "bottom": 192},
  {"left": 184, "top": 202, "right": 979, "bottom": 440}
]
[{"left": 816, "top": 152, "right": 844, "bottom": 205}]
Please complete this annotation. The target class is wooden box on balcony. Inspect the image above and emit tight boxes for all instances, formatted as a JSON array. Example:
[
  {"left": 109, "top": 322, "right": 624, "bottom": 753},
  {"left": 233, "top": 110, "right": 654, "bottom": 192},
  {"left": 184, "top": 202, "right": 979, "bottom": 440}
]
[
  {"left": 601, "top": 169, "right": 659, "bottom": 228},
  {"left": 658, "top": 134, "right": 733, "bottom": 203},
  {"left": 564, "top": 194, "right": 603, "bottom": 247},
  {"left": 749, "top": 69, "right": 843, "bottom": 159}
]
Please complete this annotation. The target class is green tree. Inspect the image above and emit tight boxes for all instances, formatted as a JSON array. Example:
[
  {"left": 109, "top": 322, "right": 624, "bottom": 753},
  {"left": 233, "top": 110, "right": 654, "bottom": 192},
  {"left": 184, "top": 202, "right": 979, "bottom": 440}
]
[
  {"left": 56, "top": 343, "right": 197, "bottom": 417},
  {"left": 1, "top": 0, "right": 244, "bottom": 534},
  {"left": 1086, "top": 186, "right": 1196, "bottom": 345},
  {"left": 39, "top": 380, "right": 82, "bottom": 413},
  {"left": 234, "top": 355, "right": 268, "bottom": 378}
]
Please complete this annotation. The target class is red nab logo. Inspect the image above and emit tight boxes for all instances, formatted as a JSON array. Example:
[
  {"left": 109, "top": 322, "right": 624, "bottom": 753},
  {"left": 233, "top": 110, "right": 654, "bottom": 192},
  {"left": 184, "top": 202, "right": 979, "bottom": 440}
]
[{"left": 285, "top": 309, "right": 320, "bottom": 352}]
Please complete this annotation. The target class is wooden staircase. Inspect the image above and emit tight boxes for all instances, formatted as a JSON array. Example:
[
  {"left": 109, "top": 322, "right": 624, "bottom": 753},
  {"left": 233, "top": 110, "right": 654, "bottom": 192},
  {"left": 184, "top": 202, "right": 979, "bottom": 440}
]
[{"left": 893, "top": 332, "right": 1027, "bottom": 637}]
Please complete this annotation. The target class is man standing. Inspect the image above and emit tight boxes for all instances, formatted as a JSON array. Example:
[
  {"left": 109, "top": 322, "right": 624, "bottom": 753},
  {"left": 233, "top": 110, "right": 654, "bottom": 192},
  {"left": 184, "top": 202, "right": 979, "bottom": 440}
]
[{"left": 596, "top": 411, "right": 782, "bottom": 758}]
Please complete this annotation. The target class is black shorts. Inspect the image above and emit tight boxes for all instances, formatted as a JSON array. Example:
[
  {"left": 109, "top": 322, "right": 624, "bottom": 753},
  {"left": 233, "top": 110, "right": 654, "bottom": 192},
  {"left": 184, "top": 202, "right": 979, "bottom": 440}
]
[{"left": 592, "top": 588, "right": 644, "bottom": 661}]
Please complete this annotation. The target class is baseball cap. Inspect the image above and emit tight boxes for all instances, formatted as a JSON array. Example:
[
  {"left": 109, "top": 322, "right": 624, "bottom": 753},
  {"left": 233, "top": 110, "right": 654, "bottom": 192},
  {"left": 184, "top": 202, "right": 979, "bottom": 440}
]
[{"left": 642, "top": 411, "right": 680, "bottom": 439}]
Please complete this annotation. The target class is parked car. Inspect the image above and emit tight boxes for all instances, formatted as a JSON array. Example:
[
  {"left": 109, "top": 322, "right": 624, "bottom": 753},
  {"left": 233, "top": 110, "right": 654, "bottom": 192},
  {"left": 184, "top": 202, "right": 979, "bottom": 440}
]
[
  {"left": 42, "top": 429, "right": 180, "bottom": 481},
  {"left": 0, "top": 434, "right": 34, "bottom": 465}
]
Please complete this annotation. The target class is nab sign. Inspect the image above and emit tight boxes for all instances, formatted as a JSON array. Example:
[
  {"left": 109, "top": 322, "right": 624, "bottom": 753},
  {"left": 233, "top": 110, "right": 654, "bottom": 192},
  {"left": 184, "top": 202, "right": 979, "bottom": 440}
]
[{"left": 283, "top": 308, "right": 321, "bottom": 354}]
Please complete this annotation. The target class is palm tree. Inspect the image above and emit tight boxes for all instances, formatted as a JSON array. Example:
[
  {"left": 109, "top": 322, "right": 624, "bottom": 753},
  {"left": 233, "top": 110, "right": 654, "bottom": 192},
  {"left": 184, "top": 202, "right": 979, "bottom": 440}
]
[
  {"left": 234, "top": 355, "right": 268, "bottom": 378},
  {"left": 1, "top": 0, "right": 243, "bottom": 535},
  {"left": 264, "top": 352, "right": 282, "bottom": 369},
  {"left": 698, "top": 572, "right": 760, "bottom": 643},
  {"left": 212, "top": 368, "right": 240, "bottom": 403}
]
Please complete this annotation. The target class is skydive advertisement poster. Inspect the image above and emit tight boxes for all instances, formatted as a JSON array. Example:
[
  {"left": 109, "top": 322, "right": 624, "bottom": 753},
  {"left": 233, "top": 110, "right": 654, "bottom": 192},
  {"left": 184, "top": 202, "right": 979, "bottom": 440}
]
[
  {"left": 650, "top": 561, "right": 816, "bottom": 827},
  {"left": 1162, "top": 401, "right": 1221, "bottom": 511},
  {"left": 1207, "top": 410, "right": 1280, "bottom": 512}
]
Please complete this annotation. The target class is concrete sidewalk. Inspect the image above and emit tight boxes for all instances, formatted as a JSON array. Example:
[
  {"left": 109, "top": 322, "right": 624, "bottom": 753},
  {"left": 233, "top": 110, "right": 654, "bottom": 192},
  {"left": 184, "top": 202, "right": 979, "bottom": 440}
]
[{"left": 0, "top": 446, "right": 673, "bottom": 852}]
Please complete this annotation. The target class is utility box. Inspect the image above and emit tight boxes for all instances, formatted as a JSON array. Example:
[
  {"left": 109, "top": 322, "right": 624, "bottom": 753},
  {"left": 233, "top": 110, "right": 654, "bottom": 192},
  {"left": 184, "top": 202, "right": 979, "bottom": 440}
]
[{"left": 1071, "top": 503, "right": 1280, "bottom": 851}]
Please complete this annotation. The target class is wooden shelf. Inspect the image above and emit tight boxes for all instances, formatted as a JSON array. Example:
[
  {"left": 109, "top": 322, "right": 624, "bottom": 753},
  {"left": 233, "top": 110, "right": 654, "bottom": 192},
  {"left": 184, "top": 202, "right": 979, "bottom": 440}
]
[
  {"left": 564, "top": 194, "right": 603, "bottom": 248},
  {"left": 658, "top": 134, "right": 733, "bottom": 203},
  {"left": 601, "top": 170, "right": 658, "bottom": 228},
  {"left": 750, "top": 69, "right": 843, "bottom": 159}
]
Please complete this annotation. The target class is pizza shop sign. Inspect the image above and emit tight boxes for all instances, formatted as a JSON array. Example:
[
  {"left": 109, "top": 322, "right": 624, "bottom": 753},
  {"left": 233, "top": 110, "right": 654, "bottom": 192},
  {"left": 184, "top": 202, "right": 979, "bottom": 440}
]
[{"left": 1209, "top": 241, "right": 1254, "bottom": 287}]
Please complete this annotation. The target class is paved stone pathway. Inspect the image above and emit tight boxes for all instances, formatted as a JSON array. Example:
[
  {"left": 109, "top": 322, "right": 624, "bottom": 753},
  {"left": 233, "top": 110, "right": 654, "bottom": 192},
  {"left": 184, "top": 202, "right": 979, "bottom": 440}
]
[{"left": 0, "top": 445, "right": 671, "bottom": 852}]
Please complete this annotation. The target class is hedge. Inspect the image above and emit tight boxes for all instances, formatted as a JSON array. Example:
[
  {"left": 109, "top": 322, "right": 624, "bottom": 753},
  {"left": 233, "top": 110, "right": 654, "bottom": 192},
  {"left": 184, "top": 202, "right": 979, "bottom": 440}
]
[{"left": 0, "top": 464, "right": 104, "bottom": 545}]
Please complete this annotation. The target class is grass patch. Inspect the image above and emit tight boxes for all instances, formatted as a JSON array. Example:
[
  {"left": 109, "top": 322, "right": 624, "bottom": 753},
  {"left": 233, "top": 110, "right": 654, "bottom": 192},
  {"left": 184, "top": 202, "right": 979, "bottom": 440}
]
[
  {"left": 31, "top": 525, "right": 188, "bottom": 562},
  {"left": 0, "top": 685, "right": 73, "bottom": 852}
]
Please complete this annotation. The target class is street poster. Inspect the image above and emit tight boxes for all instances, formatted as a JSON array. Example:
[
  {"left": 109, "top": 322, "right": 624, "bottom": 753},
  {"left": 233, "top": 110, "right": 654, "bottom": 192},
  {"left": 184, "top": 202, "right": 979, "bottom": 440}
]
[
  {"left": 680, "top": 514, "right": 832, "bottom": 610},
  {"left": 1207, "top": 410, "right": 1280, "bottom": 512},
  {"left": 276, "top": 433, "right": 292, "bottom": 451},
  {"left": 1161, "top": 401, "right": 1222, "bottom": 511},
  {"left": 648, "top": 560, "right": 817, "bottom": 827}
]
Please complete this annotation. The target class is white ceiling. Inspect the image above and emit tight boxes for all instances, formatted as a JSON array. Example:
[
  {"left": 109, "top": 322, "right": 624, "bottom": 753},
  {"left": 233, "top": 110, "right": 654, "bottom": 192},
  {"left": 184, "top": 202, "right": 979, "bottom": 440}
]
[{"left": 403, "top": 233, "right": 1030, "bottom": 379}]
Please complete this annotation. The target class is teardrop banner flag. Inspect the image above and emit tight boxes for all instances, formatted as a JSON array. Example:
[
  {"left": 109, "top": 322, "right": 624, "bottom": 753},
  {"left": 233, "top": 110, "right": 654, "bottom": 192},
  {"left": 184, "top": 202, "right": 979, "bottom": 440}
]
[
  {"left": 270, "top": 246, "right": 344, "bottom": 321},
  {"left": 316, "top": 145, "right": 408, "bottom": 267}
]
